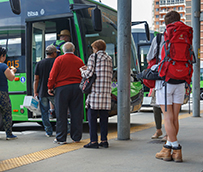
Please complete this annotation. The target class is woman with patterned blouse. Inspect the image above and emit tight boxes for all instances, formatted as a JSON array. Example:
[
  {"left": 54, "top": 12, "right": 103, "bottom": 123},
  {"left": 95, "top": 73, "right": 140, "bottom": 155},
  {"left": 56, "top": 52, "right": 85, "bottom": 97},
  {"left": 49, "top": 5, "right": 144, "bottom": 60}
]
[{"left": 80, "top": 39, "right": 113, "bottom": 149}]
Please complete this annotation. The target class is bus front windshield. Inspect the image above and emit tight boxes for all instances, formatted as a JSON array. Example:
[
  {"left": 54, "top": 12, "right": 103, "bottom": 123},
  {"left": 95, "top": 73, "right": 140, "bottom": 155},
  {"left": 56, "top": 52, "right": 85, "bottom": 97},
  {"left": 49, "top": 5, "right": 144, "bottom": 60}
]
[{"left": 78, "top": 2, "right": 139, "bottom": 74}]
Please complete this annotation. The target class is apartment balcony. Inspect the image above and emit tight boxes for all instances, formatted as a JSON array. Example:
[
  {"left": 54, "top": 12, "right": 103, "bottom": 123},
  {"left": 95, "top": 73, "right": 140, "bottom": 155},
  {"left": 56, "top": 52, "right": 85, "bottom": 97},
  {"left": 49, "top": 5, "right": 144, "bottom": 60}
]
[
  {"left": 159, "top": 2, "right": 186, "bottom": 7},
  {"left": 160, "top": 9, "right": 186, "bottom": 14},
  {"left": 177, "top": 9, "right": 186, "bottom": 13},
  {"left": 160, "top": 10, "right": 167, "bottom": 14},
  {"left": 181, "top": 16, "right": 186, "bottom": 20}
]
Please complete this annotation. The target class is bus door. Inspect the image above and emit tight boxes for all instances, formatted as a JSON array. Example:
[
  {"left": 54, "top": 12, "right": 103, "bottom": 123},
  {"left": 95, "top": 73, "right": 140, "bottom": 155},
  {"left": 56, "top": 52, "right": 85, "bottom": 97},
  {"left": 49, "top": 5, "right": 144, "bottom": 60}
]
[{"left": 32, "top": 22, "right": 46, "bottom": 80}]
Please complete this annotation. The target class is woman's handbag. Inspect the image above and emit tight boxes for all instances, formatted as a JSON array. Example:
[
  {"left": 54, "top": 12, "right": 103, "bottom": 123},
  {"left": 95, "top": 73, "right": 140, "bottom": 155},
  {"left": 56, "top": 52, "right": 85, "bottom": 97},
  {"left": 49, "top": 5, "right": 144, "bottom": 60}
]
[{"left": 79, "top": 54, "right": 97, "bottom": 94}]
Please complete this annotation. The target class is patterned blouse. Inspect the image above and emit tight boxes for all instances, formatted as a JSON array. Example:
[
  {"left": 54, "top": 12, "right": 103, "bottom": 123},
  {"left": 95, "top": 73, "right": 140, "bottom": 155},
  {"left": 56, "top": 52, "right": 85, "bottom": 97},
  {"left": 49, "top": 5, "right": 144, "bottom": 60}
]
[{"left": 81, "top": 50, "right": 113, "bottom": 110}]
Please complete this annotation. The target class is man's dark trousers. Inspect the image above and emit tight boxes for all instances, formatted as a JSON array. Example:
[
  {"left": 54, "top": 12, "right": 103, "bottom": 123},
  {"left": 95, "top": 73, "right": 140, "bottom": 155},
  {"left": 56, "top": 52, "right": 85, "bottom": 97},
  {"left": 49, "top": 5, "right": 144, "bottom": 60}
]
[{"left": 55, "top": 84, "right": 83, "bottom": 142}]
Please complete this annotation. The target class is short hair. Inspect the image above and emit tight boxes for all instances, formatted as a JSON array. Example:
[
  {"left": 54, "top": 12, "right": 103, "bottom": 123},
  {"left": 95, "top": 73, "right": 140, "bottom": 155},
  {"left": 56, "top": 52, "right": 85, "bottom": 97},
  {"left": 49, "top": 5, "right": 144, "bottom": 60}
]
[
  {"left": 63, "top": 42, "right": 75, "bottom": 53},
  {"left": 45, "top": 45, "right": 57, "bottom": 55},
  {"left": 164, "top": 11, "right": 180, "bottom": 26},
  {"left": 0, "top": 46, "right": 7, "bottom": 56},
  {"left": 91, "top": 39, "right": 106, "bottom": 51}
]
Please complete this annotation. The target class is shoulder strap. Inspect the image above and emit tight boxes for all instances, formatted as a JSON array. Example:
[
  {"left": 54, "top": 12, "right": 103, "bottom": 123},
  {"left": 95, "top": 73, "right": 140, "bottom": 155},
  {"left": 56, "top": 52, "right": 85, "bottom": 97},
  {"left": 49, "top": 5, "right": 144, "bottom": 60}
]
[
  {"left": 93, "top": 53, "right": 97, "bottom": 73},
  {"left": 58, "top": 41, "right": 65, "bottom": 47},
  {"left": 155, "top": 33, "right": 162, "bottom": 63}
]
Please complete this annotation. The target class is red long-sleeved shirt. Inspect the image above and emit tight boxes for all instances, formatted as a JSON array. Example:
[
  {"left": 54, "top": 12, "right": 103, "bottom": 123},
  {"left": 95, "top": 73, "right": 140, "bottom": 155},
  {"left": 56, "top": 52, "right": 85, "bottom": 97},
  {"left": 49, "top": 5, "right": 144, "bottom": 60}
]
[{"left": 48, "top": 53, "right": 84, "bottom": 89}]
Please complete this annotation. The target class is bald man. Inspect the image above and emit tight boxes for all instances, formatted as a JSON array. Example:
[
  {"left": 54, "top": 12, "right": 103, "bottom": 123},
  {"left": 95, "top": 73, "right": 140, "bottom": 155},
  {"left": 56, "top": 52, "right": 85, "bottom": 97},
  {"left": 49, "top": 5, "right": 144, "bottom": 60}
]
[{"left": 48, "top": 42, "right": 84, "bottom": 144}]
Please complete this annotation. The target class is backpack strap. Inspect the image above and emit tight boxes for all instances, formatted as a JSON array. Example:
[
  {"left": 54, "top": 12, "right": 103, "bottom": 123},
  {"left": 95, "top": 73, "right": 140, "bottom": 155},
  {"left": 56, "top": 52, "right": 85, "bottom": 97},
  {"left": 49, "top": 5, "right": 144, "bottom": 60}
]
[
  {"left": 58, "top": 41, "right": 65, "bottom": 47},
  {"left": 155, "top": 33, "right": 162, "bottom": 64},
  {"left": 93, "top": 53, "right": 97, "bottom": 74},
  {"left": 53, "top": 41, "right": 66, "bottom": 56}
]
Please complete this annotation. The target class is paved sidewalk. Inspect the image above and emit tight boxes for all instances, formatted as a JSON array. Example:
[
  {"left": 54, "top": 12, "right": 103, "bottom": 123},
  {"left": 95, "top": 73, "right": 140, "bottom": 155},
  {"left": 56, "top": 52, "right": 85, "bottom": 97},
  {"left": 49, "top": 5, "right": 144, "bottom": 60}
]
[{"left": 1, "top": 101, "right": 203, "bottom": 172}]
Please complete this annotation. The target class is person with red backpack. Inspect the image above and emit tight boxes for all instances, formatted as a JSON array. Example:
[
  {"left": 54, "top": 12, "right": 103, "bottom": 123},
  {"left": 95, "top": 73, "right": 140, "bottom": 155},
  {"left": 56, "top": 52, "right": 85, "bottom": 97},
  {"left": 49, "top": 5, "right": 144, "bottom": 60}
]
[{"left": 155, "top": 11, "right": 194, "bottom": 162}]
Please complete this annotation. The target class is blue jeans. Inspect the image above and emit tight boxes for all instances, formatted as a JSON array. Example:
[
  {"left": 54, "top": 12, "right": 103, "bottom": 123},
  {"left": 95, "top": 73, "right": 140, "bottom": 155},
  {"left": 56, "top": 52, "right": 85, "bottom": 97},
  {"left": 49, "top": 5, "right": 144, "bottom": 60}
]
[{"left": 39, "top": 97, "right": 53, "bottom": 135}]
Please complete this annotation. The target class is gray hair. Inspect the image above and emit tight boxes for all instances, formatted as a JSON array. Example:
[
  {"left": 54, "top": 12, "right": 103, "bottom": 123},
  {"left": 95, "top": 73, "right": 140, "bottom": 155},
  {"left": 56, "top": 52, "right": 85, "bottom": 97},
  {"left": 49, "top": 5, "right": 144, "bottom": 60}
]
[{"left": 62, "top": 42, "right": 75, "bottom": 53}]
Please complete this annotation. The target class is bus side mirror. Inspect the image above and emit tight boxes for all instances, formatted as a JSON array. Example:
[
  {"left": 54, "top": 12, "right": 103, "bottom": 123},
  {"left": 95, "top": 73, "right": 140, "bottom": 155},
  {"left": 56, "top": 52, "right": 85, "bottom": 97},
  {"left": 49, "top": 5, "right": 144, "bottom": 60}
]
[
  {"left": 9, "top": 0, "right": 21, "bottom": 15},
  {"left": 91, "top": 6, "right": 102, "bottom": 32},
  {"left": 144, "top": 23, "right": 150, "bottom": 41}
]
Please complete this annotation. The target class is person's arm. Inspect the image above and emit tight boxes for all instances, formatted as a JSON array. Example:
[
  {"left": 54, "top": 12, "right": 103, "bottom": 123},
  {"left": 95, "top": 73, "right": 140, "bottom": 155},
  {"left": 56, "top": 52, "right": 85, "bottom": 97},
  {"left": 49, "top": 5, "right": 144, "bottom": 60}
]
[
  {"left": 33, "top": 75, "right": 39, "bottom": 97},
  {"left": 80, "top": 54, "right": 95, "bottom": 78},
  {"left": 4, "top": 68, "right": 16, "bottom": 81},
  {"left": 146, "top": 36, "right": 157, "bottom": 62}
]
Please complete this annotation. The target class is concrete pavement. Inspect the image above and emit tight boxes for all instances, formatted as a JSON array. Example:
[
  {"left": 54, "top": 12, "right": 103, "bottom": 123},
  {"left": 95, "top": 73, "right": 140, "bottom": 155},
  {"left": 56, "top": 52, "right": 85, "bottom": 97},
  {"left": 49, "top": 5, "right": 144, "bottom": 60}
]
[{"left": 0, "top": 101, "right": 203, "bottom": 172}]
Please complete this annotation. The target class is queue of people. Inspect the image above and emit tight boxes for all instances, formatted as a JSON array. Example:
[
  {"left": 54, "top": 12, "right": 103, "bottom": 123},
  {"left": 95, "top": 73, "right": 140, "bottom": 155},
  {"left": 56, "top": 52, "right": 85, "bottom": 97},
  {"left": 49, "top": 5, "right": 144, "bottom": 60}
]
[{"left": 0, "top": 10, "right": 192, "bottom": 163}]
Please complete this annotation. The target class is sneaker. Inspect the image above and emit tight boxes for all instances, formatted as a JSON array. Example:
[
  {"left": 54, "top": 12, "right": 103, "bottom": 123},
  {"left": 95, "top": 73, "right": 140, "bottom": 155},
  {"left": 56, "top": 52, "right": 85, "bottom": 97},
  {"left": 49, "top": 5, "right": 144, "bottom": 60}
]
[
  {"left": 53, "top": 138, "right": 67, "bottom": 145},
  {"left": 84, "top": 142, "right": 99, "bottom": 149},
  {"left": 98, "top": 141, "right": 109, "bottom": 148},
  {"left": 45, "top": 134, "right": 54, "bottom": 137},
  {"left": 49, "top": 110, "right": 56, "bottom": 119},
  {"left": 6, "top": 134, "right": 18, "bottom": 140}
]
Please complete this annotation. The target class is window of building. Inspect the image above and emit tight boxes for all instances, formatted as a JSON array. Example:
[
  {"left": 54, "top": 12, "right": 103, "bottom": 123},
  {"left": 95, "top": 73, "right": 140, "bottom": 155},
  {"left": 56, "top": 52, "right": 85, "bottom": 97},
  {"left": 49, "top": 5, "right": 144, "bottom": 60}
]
[
  {"left": 156, "top": 15, "right": 159, "bottom": 18},
  {"left": 178, "top": 6, "right": 183, "bottom": 10},
  {"left": 156, "top": 21, "right": 159, "bottom": 25},
  {"left": 156, "top": 1, "right": 159, "bottom": 5},
  {"left": 156, "top": 8, "right": 159, "bottom": 11},
  {"left": 173, "top": 7, "right": 176, "bottom": 10}
]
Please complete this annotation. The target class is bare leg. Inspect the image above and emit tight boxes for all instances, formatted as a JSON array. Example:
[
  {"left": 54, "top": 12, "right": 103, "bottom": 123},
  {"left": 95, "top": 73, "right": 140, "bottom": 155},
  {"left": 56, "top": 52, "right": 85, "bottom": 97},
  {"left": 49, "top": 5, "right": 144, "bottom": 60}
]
[
  {"left": 172, "top": 103, "right": 181, "bottom": 135},
  {"left": 160, "top": 105, "right": 177, "bottom": 142}
]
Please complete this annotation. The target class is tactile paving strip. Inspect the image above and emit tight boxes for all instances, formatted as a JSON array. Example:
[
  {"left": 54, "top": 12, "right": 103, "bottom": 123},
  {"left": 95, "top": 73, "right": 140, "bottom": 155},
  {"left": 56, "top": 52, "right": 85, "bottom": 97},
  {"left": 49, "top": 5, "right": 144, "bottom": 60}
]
[{"left": 0, "top": 111, "right": 197, "bottom": 172}]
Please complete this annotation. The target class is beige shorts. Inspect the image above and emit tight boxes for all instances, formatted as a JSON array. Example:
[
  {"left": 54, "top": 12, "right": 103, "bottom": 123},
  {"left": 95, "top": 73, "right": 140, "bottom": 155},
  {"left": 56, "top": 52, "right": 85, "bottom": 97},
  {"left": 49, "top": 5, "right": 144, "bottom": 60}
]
[{"left": 156, "top": 83, "right": 185, "bottom": 105}]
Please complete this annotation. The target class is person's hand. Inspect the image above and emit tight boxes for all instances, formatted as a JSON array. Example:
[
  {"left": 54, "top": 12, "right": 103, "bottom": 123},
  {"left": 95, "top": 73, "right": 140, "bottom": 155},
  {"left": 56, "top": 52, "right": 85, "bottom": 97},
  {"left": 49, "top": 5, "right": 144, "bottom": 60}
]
[
  {"left": 48, "top": 89, "right": 54, "bottom": 96},
  {"left": 10, "top": 66, "right": 17, "bottom": 73},
  {"left": 34, "top": 93, "right": 39, "bottom": 97},
  {"left": 79, "top": 65, "right": 87, "bottom": 72}
]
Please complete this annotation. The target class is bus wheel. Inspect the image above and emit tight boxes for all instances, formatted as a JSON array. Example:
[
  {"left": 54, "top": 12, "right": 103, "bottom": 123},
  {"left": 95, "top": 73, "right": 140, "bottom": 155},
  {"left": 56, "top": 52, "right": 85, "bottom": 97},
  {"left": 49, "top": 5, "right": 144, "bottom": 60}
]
[
  {"left": 200, "top": 89, "right": 203, "bottom": 100},
  {"left": 0, "top": 112, "right": 3, "bottom": 130},
  {"left": 37, "top": 122, "right": 56, "bottom": 127}
]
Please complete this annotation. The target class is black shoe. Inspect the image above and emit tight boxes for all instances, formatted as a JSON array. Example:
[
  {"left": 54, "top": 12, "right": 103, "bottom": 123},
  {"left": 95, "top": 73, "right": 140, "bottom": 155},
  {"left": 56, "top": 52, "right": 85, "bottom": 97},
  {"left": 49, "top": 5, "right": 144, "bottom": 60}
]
[
  {"left": 84, "top": 142, "right": 99, "bottom": 148},
  {"left": 98, "top": 141, "right": 109, "bottom": 148}
]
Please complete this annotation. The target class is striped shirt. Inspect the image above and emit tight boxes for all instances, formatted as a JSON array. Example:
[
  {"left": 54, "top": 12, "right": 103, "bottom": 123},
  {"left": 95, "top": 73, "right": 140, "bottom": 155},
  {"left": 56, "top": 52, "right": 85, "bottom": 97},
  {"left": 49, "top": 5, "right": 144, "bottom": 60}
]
[{"left": 81, "top": 50, "right": 113, "bottom": 110}]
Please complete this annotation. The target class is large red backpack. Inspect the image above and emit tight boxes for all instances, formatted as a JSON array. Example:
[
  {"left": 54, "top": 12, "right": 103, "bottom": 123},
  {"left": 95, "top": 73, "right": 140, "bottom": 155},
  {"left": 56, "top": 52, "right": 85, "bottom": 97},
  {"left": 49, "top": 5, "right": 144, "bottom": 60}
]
[
  {"left": 143, "top": 33, "right": 162, "bottom": 88},
  {"left": 158, "top": 21, "right": 195, "bottom": 84}
]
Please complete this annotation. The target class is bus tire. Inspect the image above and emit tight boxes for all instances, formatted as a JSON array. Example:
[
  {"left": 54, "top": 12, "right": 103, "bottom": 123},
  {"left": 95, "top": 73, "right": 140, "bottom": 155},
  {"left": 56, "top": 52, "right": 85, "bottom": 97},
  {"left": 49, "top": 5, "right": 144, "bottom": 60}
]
[
  {"left": 200, "top": 89, "right": 203, "bottom": 100},
  {"left": 0, "top": 112, "right": 3, "bottom": 130},
  {"left": 37, "top": 122, "right": 56, "bottom": 127}
]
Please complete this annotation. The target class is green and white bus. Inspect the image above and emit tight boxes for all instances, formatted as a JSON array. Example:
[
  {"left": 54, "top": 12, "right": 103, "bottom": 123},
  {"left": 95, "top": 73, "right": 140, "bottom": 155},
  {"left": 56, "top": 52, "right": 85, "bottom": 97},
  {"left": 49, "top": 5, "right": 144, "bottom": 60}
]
[{"left": 0, "top": 0, "right": 143, "bottom": 128}]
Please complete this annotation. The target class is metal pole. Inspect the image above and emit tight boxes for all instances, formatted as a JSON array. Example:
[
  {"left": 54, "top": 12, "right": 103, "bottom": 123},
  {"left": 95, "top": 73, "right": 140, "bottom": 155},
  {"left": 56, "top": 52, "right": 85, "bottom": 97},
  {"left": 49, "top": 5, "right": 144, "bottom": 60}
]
[
  {"left": 117, "top": 0, "right": 131, "bottom": 140},
  {"left": 192, "top": 0, "right": 200, "bottom": 117}
]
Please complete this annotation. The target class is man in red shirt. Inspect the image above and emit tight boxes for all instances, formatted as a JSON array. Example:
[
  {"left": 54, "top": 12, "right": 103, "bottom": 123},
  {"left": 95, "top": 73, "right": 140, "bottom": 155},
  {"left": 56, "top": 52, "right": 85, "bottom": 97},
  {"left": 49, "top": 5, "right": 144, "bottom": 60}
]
[{"left": 48, "top": 42, "right": 84, "bottom": 144}]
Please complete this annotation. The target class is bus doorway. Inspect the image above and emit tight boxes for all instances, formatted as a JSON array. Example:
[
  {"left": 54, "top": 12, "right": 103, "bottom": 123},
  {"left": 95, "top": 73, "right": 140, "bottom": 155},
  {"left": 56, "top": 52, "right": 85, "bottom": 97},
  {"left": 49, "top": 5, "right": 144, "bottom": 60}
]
[{"left": 25, "top": 16, "right": 75, "bottom": 119}]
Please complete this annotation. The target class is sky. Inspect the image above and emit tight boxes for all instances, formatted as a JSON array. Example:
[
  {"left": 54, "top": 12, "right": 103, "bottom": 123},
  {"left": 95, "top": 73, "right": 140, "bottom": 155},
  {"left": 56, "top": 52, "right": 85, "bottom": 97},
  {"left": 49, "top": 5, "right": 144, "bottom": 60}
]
[{"left": 96, "top": 0, "right": 153, "bottom": 29}]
